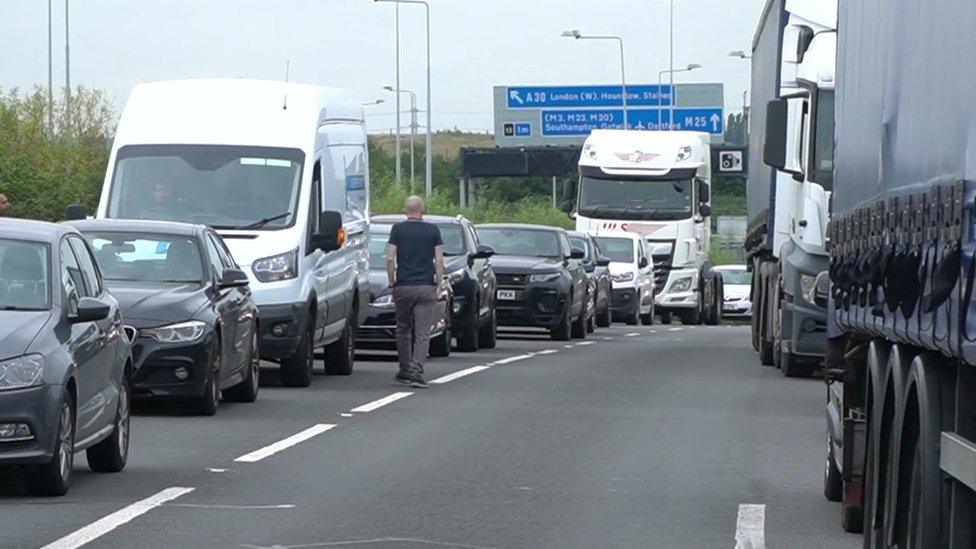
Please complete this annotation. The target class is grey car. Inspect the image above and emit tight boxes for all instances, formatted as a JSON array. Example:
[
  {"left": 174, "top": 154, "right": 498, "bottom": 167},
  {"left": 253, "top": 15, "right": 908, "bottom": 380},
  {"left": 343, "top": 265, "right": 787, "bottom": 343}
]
[{"left": 0, "top": 219, "right": 132, "bottom": 496}]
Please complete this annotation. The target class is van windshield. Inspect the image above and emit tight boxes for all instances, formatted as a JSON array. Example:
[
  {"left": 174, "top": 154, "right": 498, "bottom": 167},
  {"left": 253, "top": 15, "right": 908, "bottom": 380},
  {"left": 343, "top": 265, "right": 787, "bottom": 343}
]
[
  {"left": 578, "top": 176, "right": 693, "bottom": 221},
  {"left": 106, "top": 145, "right": 305, "bottom": 230}
]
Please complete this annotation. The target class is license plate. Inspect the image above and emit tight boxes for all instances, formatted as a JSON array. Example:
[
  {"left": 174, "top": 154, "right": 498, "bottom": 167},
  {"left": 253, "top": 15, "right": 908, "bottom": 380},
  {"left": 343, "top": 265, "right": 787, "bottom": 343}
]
[
  {"left": 723, "top": 303, "right": 738, "bottom": 311},
  {"left": 497, "top": 289, "right": 517, "bottom": 300}
]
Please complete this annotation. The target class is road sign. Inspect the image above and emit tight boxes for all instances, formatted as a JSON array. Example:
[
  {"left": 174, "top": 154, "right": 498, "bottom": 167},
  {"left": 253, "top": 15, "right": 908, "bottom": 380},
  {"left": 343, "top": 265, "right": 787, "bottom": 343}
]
[
  {"left": 506, "top": 85, "right": 672, "bottom": 109},
  {"left": 711, "top": 147, "right": 748, "bottom": 175},
  {"left": 494, "top": 83, "right": 725, "bottom": 147}
]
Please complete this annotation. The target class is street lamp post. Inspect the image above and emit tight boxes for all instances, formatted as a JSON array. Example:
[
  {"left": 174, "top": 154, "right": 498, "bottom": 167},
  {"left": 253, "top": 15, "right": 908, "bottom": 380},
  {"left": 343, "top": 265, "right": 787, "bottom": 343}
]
[
  {"left": 657, "top": 63, "right": 701, "bottom": 129},
  {"left": 362, "top": 99, "right": 386, "bottom": 106},
  {"left": 64, "top": 0, "right": 71, "bottom": 124},
  {"left": 374, "top": 0, "right": 432, "bottom": 197},
  {"left": 562, "top": 30, "right": 628, "bottom": 128},
  {"left": 385, "top": 86, "right": 418, "bottom": 193},
  {"left": 728, "top": 50, "right": 752, "bottom": 60},
  {"left": 47, "top": 0, "right": 53, "bottom": 134}
]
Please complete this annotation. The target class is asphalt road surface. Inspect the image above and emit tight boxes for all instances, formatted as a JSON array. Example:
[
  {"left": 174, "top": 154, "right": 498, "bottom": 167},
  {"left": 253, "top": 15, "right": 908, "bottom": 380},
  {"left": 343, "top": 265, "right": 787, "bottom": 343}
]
[{"left": 2, "top": 325, "right": 858, "bottom": 548}]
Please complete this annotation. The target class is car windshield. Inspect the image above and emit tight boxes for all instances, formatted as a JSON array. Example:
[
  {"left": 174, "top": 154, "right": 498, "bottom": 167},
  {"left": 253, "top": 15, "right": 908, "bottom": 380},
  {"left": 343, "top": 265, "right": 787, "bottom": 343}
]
[
  {"left": 593, "top": 237, "right": 634, "bottom": 263},
  {"left": 83, "top": 232, "right": 205, "bottom": 283},
  {"left": 368, "top": 227, "right": 391, "bottom": 270},
  {"left": 106, "top": 144, "right": 304, "bottom": 230},
  {"left": 578, "top": 176, "right": 693, "bottom": 220},
  {"left": 717, "top": 269, "right": 750, "bottom": 285},
  {"left": 568, "top": 236, "right": 592, "bottom": 261},
  {"left": 0, "top": 239, "right": 50, "bottom": 310},
  {"left": 477, "top": 228, "right": 562, "bottom": 258},
  {"left": 435, "top": 224, "right": 466, "bottom": 256}
]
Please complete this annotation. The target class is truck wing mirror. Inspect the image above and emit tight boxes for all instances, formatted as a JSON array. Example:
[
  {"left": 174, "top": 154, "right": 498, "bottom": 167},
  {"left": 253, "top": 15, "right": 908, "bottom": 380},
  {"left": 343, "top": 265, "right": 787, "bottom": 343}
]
[
  {"left": 64, "top": 204, "right": 87, "bottom": 221},
  {"left": 559, "top": 200, "right": 575, "bottom": 214},
  {"left": 699, "top": 204, "right": 712, "bottom": 218},
  {"left": 697, "top": 179, "right": 710, "bottom": 203},
  {"left": 763, "top": 97, "right": 806, "bottom": 178},
  {"left": 562, "top": 178, "right": 577, "bottom": 201}
]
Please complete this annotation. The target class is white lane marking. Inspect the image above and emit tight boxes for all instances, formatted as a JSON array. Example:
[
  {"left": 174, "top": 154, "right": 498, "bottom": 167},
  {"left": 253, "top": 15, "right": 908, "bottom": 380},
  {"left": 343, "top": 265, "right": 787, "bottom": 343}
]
[
  {"left": 668, "top": 327, "right": 683, "bottom": 332},
  {"left": 340, "top": 413, "right": 353, "bottom": 417},
  {"left": 40, "top": 487, "right": 194, "bottom": 549},
  {"left": 206, "top": 468, "right": 227, "bottom": 473},
  {"left": 350, "top": 392, "right": 414, "bottom": 413},
  {"left": 576, "top": 341, "right": 595, "bottom": 346},
  {"left": 167, "top": 503, "right": 295, "bottom": 510},
  {"left": 536, "top": 349, "right": 559, "bottom": 355},
  {"left": 602, "top": 337, "right": 614, "bottom": 341},
  {"left": 491, "top": 353, "right": 535, "bottom": 365},
  {"left": 625, "top": 332, "right": 640, "bottom": 337},
  {"left": 430, "top": 365, "right": 490, "bottom": 385},
  {"left": 734, "top": 504, "right": 765, "bottom": 549},
  {"left": 234, "top": 424, "right": 336, "bottom": 463}
]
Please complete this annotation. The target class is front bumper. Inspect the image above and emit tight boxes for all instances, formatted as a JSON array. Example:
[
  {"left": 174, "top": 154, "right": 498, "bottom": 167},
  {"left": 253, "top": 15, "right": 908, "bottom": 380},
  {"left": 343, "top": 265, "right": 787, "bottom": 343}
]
[
  {"left": 781, "top": 243, "right": 828, "bottom": 359},
  {"left": 130, "top": 333, "right": 214, "bottom": 398},
  {"left": 495, "top": 284, "right": 570, "bottom": 329},
  {"left": 0, "top": 384, "right": 63, "bottom": 466},
  {"left": 357, "top": 304, "right": 447, "bottom": 350},
  {"left": 654, "top": 268, "right": 699, "bottom": 310},
  {"left": 256, "top": 302, "right": 312, "bottom": 360}
]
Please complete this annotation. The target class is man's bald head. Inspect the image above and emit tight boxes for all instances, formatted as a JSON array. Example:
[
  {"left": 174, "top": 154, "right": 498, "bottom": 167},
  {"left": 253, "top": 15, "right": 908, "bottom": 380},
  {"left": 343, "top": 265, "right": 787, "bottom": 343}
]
[{"left": 403, "top": 195, "right": 425, "bottom": 218}]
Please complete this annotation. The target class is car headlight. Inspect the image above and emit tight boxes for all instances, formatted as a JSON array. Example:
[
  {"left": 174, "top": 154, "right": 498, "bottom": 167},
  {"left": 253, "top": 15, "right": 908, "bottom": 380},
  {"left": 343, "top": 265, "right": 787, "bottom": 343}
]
[
  {"left": 611, "top": 272, "right": 635, "bottom": 283},
  {"left": 670, "top": 276, "right": 693, "bottom": 292},
  {"left": 800, "top": 273, "right": 817, "bottom": 304},
  {"left": 0, "top": 354, "right": 44, "bottom": 391},
  {"left": 372, "top": 294, "right": 394, "bottom": 308},
  {"left": 252, "top": 249, "right": 298, "bottom": 282},
  {"left": 445, "top": 268, "right": 465, "bottom": 286},
  {"left": 142, "top": 321, "right": 207, "bottom": 344},
  {"left": 675, "top": 145, "right": 693, "bottom": 162},
  {"left": 529, "top": 272, "right": 562, "bottom": 283}
]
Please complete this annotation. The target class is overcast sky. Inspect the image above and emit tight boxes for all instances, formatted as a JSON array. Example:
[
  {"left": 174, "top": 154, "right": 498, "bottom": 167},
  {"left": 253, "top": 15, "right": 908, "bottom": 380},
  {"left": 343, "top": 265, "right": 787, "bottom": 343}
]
[{"left": 4, "top": 0, "right": 765, "bottom": 133}]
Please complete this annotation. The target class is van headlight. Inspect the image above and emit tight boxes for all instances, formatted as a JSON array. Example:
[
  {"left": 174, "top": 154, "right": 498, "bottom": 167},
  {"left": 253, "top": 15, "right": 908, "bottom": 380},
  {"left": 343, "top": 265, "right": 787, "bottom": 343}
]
[
  {"left": 611, "top": 272, "right": 634, "bottom": 283},
  {"left": 252, "top": 249, "right": 298, "bottom": 282},
  {"left": 670, "top": 276, "right": 693, "bottom": 292},
  {"left": 142, "top": 321, "right": 207, "bottom": 344},
  {"left": 529, "top": 272, "right": 562, "bottom": 283},
  {"left": 0, "top": 354, "right": 44, "bottom": 391}
]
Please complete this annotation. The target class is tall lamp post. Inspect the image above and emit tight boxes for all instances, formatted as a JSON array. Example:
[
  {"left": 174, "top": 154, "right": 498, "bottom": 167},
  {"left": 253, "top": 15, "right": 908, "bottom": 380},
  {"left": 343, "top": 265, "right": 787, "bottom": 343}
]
[
  {"left": 562, "top": 30, "right": 629, "bottom": 128},
  {"left": 362, "top": 99, "right": 386, "bottom": 107},
  {"left": 385, "top": 86, "right": 418, "bottom": 193},
  {"left": 374, "top": 0, "right": 432, "bottom": 197},
  {"left": 657, "top": 63, "right": 701, "bottom": 129}
]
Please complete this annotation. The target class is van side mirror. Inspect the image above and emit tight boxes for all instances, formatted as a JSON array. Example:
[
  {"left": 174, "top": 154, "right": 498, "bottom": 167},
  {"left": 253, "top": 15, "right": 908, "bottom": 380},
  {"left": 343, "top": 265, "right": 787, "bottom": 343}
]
[
  {"left": 72, "top": 297, "right": 110, "bottom": 323},
  {"left": 638, "top": 257, "right": 649, "bottom": 269},
  {"left": 64, "top": 204, "right": 87, "bottom": 221},
  {"left": 697, "top": 179, "right": 710, "bottom": 203},
  {"left": 311, "top": 210, "right": 344, "bottom": 253},
  {"left": 219, "top": 267, "right": 250, "bottom": 288}
]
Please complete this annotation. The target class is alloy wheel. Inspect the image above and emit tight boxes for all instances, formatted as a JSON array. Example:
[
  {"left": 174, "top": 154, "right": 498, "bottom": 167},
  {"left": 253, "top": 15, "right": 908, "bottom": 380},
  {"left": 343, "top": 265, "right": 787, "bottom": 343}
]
[{"left": 58, "top": 403, "right": 74, "bottom": 483}]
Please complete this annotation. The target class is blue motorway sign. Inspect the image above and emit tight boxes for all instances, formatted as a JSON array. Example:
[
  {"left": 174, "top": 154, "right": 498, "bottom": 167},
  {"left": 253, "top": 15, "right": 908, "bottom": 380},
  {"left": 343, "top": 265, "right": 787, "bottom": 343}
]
[
  {"left": 541, "top": 108, "right": 724, "bottom": 136},
  {"left": 514, "top": 123, "right": 532, "bottom": 137},
  {"left": 507, "top": 85, "right": 672, "bottom": 109}
]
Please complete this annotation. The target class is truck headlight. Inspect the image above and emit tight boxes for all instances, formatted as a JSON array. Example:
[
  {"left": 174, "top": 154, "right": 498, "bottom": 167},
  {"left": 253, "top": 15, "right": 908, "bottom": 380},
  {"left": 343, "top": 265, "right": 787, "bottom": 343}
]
[
  {"left": 529, "top": 272, "right": 562, "bottom": 283},
  {"left": 611, "top": 272, "right": 634, "bottom": 283},
  {"left": 0, "top": 354, "right": 44, "bottom": 391},
  {"left": 142, "top": 321, "right": 207, "bottom": 344},
  {"left": 445, "top": 268, "right": 466, "bottom": 286},
  {"left": 252, "top": 249, "right": 298, "bottom": 282},
  {"left": 670, "top": 276, "right": 693, "bottom": 292},
  {"left": 800, "top": 273, "right": 817, "bottom": 304}
]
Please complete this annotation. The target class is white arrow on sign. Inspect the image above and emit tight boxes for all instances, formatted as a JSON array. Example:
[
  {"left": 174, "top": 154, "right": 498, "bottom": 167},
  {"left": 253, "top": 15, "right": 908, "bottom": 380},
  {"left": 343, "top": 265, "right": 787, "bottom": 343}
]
[
  {"left": 710, "top": 113, "right": 721, "bottom": 132},
  {"left": 509, "top": 90, "right": 524, "bottom": 105}
]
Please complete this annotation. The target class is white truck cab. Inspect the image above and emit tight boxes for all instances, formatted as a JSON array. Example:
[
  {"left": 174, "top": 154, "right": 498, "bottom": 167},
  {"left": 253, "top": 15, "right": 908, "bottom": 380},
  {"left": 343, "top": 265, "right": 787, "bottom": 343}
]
[
  {"left": 94, "top": 78, "right": 370, "bottom": 387},
  {"left": 565, "top": 130, "right": 722, "bottom": 325}
]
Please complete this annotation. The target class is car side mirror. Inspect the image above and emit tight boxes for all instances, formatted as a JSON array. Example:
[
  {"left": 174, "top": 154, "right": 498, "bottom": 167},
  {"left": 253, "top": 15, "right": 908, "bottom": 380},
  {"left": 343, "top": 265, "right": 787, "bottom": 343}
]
[
  {"left": 472, "top": 244, "right": 495, "bottom": 259},
  {"left": 64, "top": 204, "right": 87, "bottom": 221},
  {"left": 699, "top": 204, "right": 712, "bottom": 217},
  {"left": 72, "top": 297, "right": 110, "bottom": 323},
  {"left": 596, "top": 257, "right": 611, "bottom": 267},
  {"left": 219, "top": 267, "right": 250, "bottom": 288},
  {"left": 310, "top": 210, "right": 345, "bottom": 252},
  {"left": 568, "top": 247, "right": 585, "bottom": 260}
]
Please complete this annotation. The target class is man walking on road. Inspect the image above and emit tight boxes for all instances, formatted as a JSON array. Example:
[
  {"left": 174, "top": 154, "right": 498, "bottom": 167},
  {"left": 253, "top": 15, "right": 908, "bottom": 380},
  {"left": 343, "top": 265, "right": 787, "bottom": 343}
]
[{"left": 387, "top": 196, "right": 444, "bottom": 388}]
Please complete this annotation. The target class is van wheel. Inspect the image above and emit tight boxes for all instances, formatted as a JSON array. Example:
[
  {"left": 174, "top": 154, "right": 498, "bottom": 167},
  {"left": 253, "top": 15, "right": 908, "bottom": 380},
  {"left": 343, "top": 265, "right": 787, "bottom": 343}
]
[
  {"left": 457, "top": 301, "right": 480, "bottom": 352},
  {"left": 27, "top": 393, "right": 74, "bottom": 496},
  {"left": 478, "top": 309, "right": 497, "bottom": 349},
  {"left": 225, "top": 326, "right": 260, "bottom": 402},
  {"left": 324, "top": 314, "right": 355, "bottom": 375},
  {"left": 626, "top": 294, "right": 640, "bottom": 326},
  {"left": 281, "top": 321, "right": 314, "bottom": 387},
  {"left": 640, "top": 301, "right": 655, "bottom": 325},
  {"left": 87, "top": 373, "right": 131, "bottom": 473}
]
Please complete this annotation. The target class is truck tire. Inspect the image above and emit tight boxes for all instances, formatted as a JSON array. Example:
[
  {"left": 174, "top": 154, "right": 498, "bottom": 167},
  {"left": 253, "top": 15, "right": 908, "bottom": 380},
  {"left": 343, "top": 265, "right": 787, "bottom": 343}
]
[
  {"left": 280, "top": 321, "right": 314, "bottom": 387},
  {"left": 781, "top": 348, "right": 812, "bottom": 378},
  {"left": 759, "top": 337, "right": 775, "bottom": 366},
  {"left": 705, "top": 278, "right": 722, "bottom": 325},
  {"left": 824, "top": 431, "right": 843, "bottom": 502},
  {"left": 679, "top": 307, "right": 700, "bottom": 325}
]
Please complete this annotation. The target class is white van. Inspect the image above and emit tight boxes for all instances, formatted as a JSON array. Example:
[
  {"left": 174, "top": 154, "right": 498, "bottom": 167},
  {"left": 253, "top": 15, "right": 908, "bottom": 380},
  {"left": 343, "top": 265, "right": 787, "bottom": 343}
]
[
  {"left": 591, "top": 231, "right": 655, "bottom": 325},
  {"left": 93, "top": 78, "right": 370, "bottom": 387}
]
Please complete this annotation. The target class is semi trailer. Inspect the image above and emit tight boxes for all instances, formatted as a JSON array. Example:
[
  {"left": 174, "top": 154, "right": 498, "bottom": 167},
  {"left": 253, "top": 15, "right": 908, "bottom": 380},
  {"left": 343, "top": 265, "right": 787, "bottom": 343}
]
[
  {"left": 747, "top": 0, "right": 836, "bottom": 376},
  {"left": 815, "top": 0, "right": 976, "bottom": 543}
]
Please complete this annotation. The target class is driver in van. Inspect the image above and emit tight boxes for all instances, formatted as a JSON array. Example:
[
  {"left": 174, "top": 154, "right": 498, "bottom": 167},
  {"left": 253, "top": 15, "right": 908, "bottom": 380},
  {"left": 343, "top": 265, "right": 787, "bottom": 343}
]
[{"left": 144, "top": 182, "right": 180, "bottom": 220}]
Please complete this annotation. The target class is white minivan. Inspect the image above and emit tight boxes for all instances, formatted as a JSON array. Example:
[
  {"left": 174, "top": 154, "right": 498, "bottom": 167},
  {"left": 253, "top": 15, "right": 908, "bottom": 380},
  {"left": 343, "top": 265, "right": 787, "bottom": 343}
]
[
  {"left": 91, "top": 78, "right": 370, "bottom": 387},
  {"left": 591, "top": 232, "right": 655, "bottom": 325}
]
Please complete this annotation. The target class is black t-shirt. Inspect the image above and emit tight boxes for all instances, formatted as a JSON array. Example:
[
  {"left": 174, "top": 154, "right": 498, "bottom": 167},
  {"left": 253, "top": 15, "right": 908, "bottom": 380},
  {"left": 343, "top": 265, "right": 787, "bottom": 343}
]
[{"left": 388, "top": 219, "right": 443, "bottom": 286}]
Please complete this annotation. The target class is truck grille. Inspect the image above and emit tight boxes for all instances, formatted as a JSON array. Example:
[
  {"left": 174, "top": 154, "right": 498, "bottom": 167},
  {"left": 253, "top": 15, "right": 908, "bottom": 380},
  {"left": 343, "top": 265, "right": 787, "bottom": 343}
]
[{"left": 648, "top": 240, "right": 674, "bottom": 296}]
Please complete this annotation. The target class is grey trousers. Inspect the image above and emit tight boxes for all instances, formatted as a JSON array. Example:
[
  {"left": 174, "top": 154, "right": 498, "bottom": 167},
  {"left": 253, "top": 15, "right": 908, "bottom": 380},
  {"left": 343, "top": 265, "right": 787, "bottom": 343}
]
[{"left": 393, "top": 285, "right": 439, "bottom": 376}]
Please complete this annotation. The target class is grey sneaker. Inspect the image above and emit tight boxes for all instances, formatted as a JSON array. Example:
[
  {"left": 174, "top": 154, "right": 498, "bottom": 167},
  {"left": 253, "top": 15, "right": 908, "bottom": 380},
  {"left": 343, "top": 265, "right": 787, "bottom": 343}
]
[
  {"left": 394, "top": 371, "right": 412, "bottom": 386},
  {"left": 410, "top": 375, "right": 428, "bottom": 389}
]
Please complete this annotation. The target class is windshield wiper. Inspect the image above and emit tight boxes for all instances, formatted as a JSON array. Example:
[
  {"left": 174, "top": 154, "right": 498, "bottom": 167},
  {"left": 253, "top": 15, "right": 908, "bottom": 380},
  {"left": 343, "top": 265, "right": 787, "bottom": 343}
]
[{"left": 239, "top": 212, "right": 291, "bottom": 230}]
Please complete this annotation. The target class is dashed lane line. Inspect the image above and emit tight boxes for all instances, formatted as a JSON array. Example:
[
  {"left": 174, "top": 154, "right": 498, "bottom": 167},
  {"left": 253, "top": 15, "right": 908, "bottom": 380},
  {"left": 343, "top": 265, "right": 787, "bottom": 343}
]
[
  {"left": 234, "top": 424, "right": 337, "bottom": 463},
  {"left": 40, "top": 487, "right": 195, "bottom": 549},
  {"left": 733, "top": 503, "right": 765, "bottom": 549},
  {"left": 350, "top": 392, "right": 414, "bottom": 413},
  {"left": 535, "top": 349, "right": 559, "bottom": 355},
  {"left": 430, "top": 365, "right": 491, "bottom": 385},
  {"left": 576, "top": 341, "right": 595, "bottom": 346},
  {"left": 625, "top": 332, "right": 641, "bottom": 337},
  {"left": 491, "top": 353, "right": 536, "bottom": 365}
]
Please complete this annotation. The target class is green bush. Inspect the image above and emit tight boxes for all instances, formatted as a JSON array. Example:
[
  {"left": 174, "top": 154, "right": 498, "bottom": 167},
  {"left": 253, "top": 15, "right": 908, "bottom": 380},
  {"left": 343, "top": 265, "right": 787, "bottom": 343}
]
[{"left": 0, "top": 86, "right": 114, "bottom": 221}]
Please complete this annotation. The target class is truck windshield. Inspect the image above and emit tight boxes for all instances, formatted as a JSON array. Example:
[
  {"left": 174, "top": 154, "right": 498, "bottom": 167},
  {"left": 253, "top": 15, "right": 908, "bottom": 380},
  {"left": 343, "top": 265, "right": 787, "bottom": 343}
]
[
  {"left": 106, "top": 144, "right": 304, "bottom": 231},
  {"left": 578, "top": 176, "right": 693, "bottom": 220}
]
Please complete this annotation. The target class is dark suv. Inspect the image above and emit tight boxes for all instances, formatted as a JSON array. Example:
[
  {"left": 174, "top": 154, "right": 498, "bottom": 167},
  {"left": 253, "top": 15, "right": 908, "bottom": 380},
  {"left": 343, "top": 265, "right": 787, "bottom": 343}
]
[
  {"left": 371, "top": 215, "right": 497, "bottom": 351},
  {"left": 475, "top": 224, "right": 587, "bottom": 341},
  {"left": 568, "top": 231, "right": 612, "bottom": 330}
]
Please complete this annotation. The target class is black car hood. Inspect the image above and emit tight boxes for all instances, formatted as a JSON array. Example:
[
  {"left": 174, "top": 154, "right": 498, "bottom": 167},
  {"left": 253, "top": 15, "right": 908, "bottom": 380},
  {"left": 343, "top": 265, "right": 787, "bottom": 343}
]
[
  {"left": 490, "top": 254, "right": 565, "bottom": 273},
  {"left": 107, "top": 281, "right": 209, "bottom": 326},
  {"left": 0, "top": 311, "right": 52, "bottom": 357}
]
